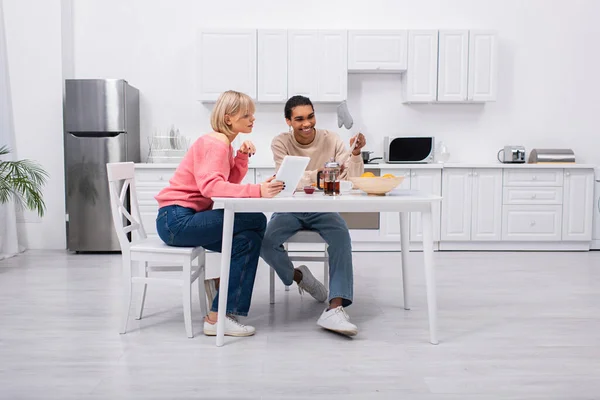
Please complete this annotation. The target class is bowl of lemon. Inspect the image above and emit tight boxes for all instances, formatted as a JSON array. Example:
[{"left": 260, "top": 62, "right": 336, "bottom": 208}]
[{"left": 349, "top": 172, "right": 405, "bottom": 196}]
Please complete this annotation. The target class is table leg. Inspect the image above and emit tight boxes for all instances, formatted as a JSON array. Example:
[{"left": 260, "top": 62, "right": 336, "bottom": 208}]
[
  {"left": 399, "top": 212, "right": 410, "bottom": 310},
  {"left": 216, "top": 207, "right": 235, "bottom": 347},
  {"left": 421, "top": 206, "right": 438, "bottom": 345}
]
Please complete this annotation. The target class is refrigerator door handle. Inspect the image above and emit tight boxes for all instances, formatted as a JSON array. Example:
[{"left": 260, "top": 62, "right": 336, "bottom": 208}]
[{"left": 69, "top": 132, "right": 122, "bottom": 138}]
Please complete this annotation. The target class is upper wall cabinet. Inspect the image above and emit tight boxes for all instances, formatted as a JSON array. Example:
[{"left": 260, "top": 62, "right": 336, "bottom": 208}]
[
  {"left": 258, "top": 30, "right": 288, "bottom": 102},
  {"left": 348, "top": 30, "right": 408, "bottom": 72},
  {"left": 288, "top": 30, "right": 348, "bottom": 102},
  {"left": 437, "top": 30, "right": 469, "bottom": 102},
  {"left": 401, "top": 30, "right": 439, "bottom": 103},
  {"left": 437, "top": 29, "right": 498, "bottom": 102},
  {"left": 467, "top": 30, "right": 498, "bottom": 102},
  {"left": 196, "top": 29, "right": 257, "bottom": 101}
]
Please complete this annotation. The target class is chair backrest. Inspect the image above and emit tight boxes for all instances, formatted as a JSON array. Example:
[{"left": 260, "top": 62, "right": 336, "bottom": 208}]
[{"left": 106, "top": 162, "right": 147, "bottom": 251}]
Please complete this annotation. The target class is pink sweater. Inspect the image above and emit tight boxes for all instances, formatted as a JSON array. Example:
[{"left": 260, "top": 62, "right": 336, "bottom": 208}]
[{"left": 155, "top": 135, "right": 261, "bottom": 212}]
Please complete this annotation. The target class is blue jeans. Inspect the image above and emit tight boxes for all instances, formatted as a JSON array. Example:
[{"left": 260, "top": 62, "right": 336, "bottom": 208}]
[
  {"left": 260, "top": 212, "right": 353, "bottom": 307},
  {"left": 156, "top": 205, "right": 266, "bottom": 316}
]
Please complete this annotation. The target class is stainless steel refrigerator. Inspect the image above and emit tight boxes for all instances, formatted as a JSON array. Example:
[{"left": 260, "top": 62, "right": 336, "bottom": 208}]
[{"left": 64, "top": 79, "right": 140, "bottom": 252}]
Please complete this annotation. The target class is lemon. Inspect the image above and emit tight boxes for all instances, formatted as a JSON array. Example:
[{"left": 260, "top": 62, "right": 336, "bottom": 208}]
[
  {"left": 361, "top": 172, "right": 376, "bottom": 178},
  {"left": 382, "top": 173, "right": 396, "bottom": 179}
]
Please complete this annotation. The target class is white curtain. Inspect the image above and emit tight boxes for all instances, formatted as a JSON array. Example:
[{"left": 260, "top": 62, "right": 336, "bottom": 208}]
[{"left": 0, "top": 1, "right": 22, "bottom": 261}]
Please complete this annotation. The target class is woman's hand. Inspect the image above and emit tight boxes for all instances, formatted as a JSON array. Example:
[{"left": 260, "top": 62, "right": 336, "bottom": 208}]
[
  {"left": 239, "top": 140, "right": 256, "bottom": 157},
  {"left": 260, "top": 176, "right": 285, "bottom": 198}
]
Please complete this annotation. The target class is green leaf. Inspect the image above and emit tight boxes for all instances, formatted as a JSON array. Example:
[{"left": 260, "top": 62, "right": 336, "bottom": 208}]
[{"left": 0, "top": 146, "right": 49, "bottom": 217}]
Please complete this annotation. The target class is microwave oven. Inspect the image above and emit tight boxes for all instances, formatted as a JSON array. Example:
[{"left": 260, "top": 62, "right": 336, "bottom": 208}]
[{"left": 384, "top": 136, "right": 435, "bottom": 163}]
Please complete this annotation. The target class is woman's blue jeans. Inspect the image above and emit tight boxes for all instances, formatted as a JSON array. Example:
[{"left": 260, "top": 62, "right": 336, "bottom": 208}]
[{"left": 156, "top": 205, "right": 266, "bottom": 316}]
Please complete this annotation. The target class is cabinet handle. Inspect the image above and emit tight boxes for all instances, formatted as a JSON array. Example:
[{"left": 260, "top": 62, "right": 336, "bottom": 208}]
[
  {"left": 530, "top": 220, "right": 536, "bottom": 226},
  {"left": 531, "top": 194, "right": 537, "bottom": 199},
  {"left": 473, "top": 172, "right": 479, "bottom": 176},
  {"left": 532, "top": 176, "right": 537, "bottom": 181},
  {"left": 565, "top": 172, "right": 570, "bottom": 177},
  {"left": 411, "top": 172, "right": 416, "bottom": 177},
  {"left": 159, "top": 176, "right": 164, "bottom": 181}
]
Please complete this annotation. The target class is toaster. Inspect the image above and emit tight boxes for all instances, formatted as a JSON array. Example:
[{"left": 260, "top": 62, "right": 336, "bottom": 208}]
[
  {"left": 384, "top": 136, "right": 435, "bottom": 163},
  {"left": 497, "top": 146, "right": 526, "bottom": 163}
]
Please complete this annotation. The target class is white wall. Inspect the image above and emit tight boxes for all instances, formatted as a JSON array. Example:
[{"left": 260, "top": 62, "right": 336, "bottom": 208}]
[
  {"left": 71, "top": 0, "right": 600, "bottom": 167},
  {"left": 4, "top": 0, "right": 66, "bottom": 249},
  {"left": 4, "top": 0, "right": 600, "bottom": 249}
]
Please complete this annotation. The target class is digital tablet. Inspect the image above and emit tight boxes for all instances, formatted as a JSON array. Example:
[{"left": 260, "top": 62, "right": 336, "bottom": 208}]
[{"left": 274, "top": 156, "right": 310, "bottom": 197}]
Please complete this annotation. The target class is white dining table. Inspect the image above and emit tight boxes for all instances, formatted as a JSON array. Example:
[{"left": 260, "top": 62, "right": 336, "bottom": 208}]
[{"left": 212, "top": 190, "right": 442, "bottom": 347}]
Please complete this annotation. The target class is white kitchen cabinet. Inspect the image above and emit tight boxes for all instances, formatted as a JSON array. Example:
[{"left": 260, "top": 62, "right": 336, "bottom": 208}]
[
  {"left": 258, "top": 30, "right": 288, "bottom": 102},
  {"left": 441, "top": 168, "right": 502, "bottom": 241},
  {"left": 562, "top": 169, "right": 594, "bottom": 240},
  {"left": 402, "top": 30, "right": 439, "bottom": 103},
  {"left": 471, "top": 169, "right": 503, "bottom": 240},
  {"left": 255, "top": 168, "right": 276, "bottom": 220},
  {"left": 288, "top": 30, "right": 319, "bottom": 99},
  {"left": 441, "top": 169, "right": 472, "bottom": 241},
  {"left": 467, "top": 30, "right": 498, "bottom": 102},
  {"left": 502, "top": 205, "right": 562, "bottom": 241},
  {"left": 347, "top": 30, "right": 408, "bottom": 72},
  {"left": 437, "top": 30, "right": 469, "bottom": 102},
  {"left": 379, "top": 169, "right": 442, "bottom": 243},
  {"left": 409, "top": 170, "right": 442, "bottom": 241},
  {"left": 196, "top": 29, "right": 257, "bottom": 101},
  {"left": 288, "top": 30, "right": 347, "bottom": 102},
  {"left": 378, "top": 169, "right": 411, "bottom": 237}
]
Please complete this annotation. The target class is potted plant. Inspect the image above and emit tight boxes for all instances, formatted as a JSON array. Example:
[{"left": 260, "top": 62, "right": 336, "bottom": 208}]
[{"left": 0, "top": 145, "right": 48, "bottom": 217}]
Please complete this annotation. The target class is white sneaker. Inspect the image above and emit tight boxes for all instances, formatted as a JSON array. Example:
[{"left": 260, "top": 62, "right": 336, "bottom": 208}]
[
  {"left": 317, "top": 306, "right": 358, "bottom": 336},
  {"left": 296, "top": 265, "right": 327, "bottom": 303},
  {"left": 203, "top": 316, "right": 256, "bottom": 337}
]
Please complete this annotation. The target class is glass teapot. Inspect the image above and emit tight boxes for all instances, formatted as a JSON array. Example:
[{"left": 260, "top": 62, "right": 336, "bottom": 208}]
[{"left": 316, "top": 158, "right": 341, "bottom": 196}]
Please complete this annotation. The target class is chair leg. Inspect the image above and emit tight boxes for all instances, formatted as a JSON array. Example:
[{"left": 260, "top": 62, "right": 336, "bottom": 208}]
[
  {"left": 269, "top": 267, "right": 275, "bottom": 304},
  {"left": 323, "top": 244, "right": 329, "bottom": 290},
  {"left": 136, "top": 261, "right": 148, "bottom": 320},
  {"left": 182, "top": 259, "right": 193, "bottom": 338},
  {"left": 284, "top": 242, "right": 290, "bottom": 291},
  {"left": 120, "top": 255, "right": 133, "bottom": 334},
  {"left": 197, "top": 259, "right": 208, "bottom": 318}
]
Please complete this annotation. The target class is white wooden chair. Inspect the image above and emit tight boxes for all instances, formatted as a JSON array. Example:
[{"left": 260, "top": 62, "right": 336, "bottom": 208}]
[
  {"left": 106, "top": 162, "right": 207, "bottom": 338},
  {"left": 269, "top": 230, "right": 329, "bottom": 304}
]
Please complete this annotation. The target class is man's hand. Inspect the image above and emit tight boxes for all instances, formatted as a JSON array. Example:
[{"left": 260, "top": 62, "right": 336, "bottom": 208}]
[{"left": 350, "top": 133, "right": 366, "bottom": 156}]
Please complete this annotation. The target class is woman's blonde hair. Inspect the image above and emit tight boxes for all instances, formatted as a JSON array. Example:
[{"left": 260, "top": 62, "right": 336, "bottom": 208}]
[{"left": 210, "top": 90, "right": 256, "bottom": 136}]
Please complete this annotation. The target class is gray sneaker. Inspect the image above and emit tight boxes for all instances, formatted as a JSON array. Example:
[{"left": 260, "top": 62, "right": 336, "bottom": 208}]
[{"left": 296, "top": 265, "right": 327, "bottom": 303}]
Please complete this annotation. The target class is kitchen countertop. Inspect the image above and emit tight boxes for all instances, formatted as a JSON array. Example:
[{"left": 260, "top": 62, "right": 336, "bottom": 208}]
[{"left": 135, "top": 162, "right": 596, "bottom": 169}]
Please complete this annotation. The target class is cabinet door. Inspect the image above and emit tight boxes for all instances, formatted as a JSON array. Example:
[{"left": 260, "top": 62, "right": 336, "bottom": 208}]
[
  {"left": 471, "top": 169, "right": 502, "bottom": 240},
  {"left": 562, "top": 170, "right": 594, "bottom": 241},
  {"left": 196, "top": 29, "right": 257, "bottom": 101},
  {"left": 317, "top": 30, "right": 348, "bottom": 102},
  {"left": 379, "top": 169, "right": 411, "bottom": 237},
  {"left": 468, "top": 30, "right": 498, "bottom": 102},
  {"left": 403, "top": 30, "right": 439, "bottom": 103},
  {"left": 437, "top": 30, "right": 469, "bottom": 102},
  {"left": 258, "top": 30, "right": 287, "bottom": 102},
  {"left": 347, "top": 30, "right": 407, "bottom": 72},
  {"left": 255, "top": 168, "right": 276, "bottom": 220},
  {"left": 288, "top": 30, "right": 319, "bottom": 98},
  {"left": 409, "top": 170, "right": 442, "bottom": 241},
  {"left": 440, "top": 169, "right": 472, "bottom": 241}
]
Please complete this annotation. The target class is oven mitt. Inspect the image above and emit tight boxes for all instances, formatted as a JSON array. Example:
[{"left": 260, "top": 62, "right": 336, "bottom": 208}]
[{"left": 337, "top": 100, "right": 354, "bottom": 130}]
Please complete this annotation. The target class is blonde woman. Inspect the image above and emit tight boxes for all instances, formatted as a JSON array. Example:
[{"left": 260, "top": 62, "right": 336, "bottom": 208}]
[{"left": 155, "top": 90, "right": 284, "bottom": 337}]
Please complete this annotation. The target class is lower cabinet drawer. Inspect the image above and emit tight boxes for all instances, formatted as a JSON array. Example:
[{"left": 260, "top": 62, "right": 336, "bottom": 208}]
[
  {"left": 503, "top": 187, "right": 563, "bottom": 205},
  {"left": 502, "top": 205, "right": 562, "bottom": 241}
]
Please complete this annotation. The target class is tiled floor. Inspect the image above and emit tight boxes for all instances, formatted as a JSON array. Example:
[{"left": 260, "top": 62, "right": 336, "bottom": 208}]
[{"left": 1, "top": 250, "right": 599, "bottom": 399}]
